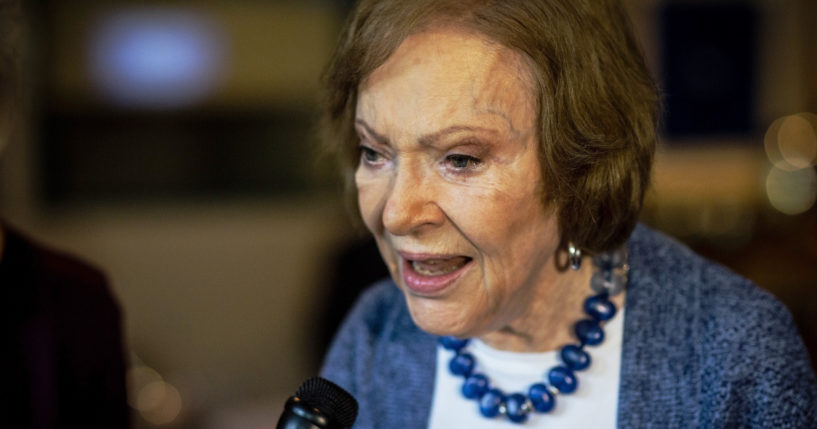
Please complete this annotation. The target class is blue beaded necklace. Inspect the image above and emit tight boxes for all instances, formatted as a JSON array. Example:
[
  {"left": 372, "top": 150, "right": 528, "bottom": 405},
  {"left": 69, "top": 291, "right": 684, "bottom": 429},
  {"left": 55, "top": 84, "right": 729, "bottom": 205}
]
[{"left": 439, "top": 249, "right": 628, "bottom": 424}]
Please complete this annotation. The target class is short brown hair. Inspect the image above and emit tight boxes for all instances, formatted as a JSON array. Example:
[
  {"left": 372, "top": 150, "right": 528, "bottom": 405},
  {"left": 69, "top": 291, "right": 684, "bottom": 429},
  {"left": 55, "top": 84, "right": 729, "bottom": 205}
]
[{"left": 322, "top": 0, "right": 658, "bottom": 253}]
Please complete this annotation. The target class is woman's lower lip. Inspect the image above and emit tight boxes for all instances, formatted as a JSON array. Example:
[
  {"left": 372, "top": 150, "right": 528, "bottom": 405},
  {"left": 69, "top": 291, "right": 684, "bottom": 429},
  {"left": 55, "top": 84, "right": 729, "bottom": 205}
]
[{"left": 401, "top": 258, "right": 470, "bottom": 295}]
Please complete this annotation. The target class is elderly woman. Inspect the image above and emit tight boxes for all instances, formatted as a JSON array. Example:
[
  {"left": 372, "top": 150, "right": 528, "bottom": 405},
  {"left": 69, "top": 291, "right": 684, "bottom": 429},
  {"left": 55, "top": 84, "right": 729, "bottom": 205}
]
[{"left": 320, "top": 0, "right": 817, "bottom": 427}]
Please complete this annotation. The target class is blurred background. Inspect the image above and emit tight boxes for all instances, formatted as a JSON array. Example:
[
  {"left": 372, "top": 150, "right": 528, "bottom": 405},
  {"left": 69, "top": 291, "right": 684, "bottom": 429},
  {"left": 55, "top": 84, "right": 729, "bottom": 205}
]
[{"left": 0, "top": 0, "right": 814, "bottom": 427}]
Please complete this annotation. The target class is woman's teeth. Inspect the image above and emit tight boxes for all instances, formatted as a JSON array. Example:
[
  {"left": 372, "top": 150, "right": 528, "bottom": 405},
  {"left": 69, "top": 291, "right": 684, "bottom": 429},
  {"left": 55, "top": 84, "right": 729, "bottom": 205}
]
[{"left": 411, "top": 257, "right": 470, "bottom": 276}]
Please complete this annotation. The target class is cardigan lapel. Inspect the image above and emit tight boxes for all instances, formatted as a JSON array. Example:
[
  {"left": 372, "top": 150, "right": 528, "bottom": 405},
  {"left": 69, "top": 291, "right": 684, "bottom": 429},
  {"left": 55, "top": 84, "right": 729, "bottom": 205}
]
[{"left": 616, "top": 225, "right": 700, "bottom": 427}]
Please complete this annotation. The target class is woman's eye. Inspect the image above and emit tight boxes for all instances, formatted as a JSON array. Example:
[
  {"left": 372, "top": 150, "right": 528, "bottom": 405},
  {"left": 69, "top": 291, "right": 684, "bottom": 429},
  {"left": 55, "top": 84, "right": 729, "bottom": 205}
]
[
  {"left": 445, "top": 154, "right": 481, "bottom": 170},
  {"left": 359, "top": 146, "right": 384, "bottom": 165}
]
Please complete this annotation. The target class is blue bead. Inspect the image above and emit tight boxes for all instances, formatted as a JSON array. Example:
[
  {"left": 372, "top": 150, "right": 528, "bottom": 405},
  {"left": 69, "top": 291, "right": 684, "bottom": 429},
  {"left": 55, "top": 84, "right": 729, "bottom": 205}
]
[
  {"left": 439, "top": 336, "right": 470, "bottom": 351},
  {"left": 479, "top": 388, "right": 505, "bottom": 418},
  {"left": 462, "top": 373, "right": 490, "bottom": 399},
  {"left": 505, "top": 393, "right": 529, "bottom": 423},
  {"left": 560, "top": 344, "right": 591, "bottom": 371},
  {"left": 449, "top": 352, "right": 475, "bottom": 377},
  {"left": 593, "top": 248, "right": 625, "bottom": 269},
  {"left": 574, "top": 319, "right": 605, "bottom": 346},
  {"left": 590, "top": 270, "right": 625, "bottom": 295},
  {"left": 528, "top": 383, "right": 555, "bottom": 412},
  {"left": 548, "top": 366, "right": 578, "bottom": 393},
  {"left": 584, "top": 294, "right": 616, "bottom": 321}
]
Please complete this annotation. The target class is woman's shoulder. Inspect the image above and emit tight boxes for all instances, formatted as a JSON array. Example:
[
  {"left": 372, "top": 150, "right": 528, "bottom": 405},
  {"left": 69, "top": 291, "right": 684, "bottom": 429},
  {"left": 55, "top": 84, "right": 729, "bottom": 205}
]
[
  {"left": 1, "top": 223, "right": 121, "bottom": 318},
  {"left": 621, "top": 224, "right": 817, "bottom": 426},
  {"left": 627, "top": 223, "right": 788, "bottom": 324},
  {"left": 336, "top": 278, "right": 409, "bottom": 336},
  {"left": 626, "top": 223, "right": 801, "bottom": 349},
  {"left": 320, "top": 279, "right": 438, "bottom": 427},
  {"left": 2, "top": 224, "right": 111, "bottom": 294},
  {"left": 320, "top": 277, "right": 433, "bottom": 375}
]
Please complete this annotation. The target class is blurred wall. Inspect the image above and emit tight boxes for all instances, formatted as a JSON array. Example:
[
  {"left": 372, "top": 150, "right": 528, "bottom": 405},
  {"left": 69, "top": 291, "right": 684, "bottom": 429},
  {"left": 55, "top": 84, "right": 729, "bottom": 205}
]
[{"left": 1, "top": 1, "right": 355, "bottom": 427}]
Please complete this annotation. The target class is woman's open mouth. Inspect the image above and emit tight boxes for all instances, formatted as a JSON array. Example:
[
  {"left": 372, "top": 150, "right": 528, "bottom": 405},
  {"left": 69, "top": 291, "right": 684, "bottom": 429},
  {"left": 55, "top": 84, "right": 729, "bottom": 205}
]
[{"left": 400, "top": 254, "right": 473, "bottom": 295}]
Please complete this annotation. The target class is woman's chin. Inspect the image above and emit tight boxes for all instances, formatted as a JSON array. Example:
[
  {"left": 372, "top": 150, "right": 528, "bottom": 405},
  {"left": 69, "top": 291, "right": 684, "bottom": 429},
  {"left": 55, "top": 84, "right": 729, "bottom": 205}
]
[{"left": 404, "top": 298, "right": 480, "bottom": 339}]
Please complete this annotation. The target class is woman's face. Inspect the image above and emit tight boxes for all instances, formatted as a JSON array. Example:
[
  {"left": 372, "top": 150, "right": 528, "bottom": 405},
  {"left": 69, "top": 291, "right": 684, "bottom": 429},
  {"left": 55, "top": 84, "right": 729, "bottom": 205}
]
[{"left": 355, "top": 28, "right": 562, "bottom": 338}]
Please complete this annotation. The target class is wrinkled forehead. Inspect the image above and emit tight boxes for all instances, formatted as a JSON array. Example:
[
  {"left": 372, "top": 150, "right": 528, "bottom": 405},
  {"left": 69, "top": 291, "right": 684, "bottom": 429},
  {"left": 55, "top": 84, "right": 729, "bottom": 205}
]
[{"left": 356, "top": 28, "right": 538, "bottom": 136}]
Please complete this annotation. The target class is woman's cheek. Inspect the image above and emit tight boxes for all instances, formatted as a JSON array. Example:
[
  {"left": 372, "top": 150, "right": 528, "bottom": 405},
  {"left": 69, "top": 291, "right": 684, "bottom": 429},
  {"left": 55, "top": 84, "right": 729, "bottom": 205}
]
[
  {"left": 355, "top": 172, "right": 387, "bottom": 232},
  {"left": 441, "top": 180, "right": 511, "bottom": 226}
]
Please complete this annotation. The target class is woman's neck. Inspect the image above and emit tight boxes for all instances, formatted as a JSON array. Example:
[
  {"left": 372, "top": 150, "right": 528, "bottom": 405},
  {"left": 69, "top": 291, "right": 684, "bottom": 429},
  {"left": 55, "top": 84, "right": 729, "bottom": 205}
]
[{"left": 477, "top": 258, "right": 624, "bottom": 353}]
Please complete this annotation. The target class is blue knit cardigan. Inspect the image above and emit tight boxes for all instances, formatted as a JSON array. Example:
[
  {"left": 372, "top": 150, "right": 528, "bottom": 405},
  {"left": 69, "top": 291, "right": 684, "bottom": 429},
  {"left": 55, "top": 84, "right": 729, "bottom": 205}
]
[{"left": 321, "top": 225, "right": 817, "bottom": 427}]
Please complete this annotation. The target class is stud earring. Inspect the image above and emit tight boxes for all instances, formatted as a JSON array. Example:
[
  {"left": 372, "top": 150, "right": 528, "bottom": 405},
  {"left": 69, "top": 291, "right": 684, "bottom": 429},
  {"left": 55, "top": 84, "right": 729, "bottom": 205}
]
[{"left": 568, "top": 243, "right": 582, "bottom": 271}]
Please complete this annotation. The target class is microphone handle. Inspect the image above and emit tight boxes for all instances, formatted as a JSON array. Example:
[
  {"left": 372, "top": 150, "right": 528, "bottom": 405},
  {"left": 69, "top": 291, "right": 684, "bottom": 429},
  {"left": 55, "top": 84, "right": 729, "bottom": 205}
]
[{"left": 276, "top": 396, "right": 340, "bottom": 429}]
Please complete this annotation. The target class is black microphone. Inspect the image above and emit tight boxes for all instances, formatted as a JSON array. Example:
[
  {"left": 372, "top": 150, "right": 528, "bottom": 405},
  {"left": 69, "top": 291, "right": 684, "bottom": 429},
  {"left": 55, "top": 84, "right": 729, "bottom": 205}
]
[{"left": 276, "top": 376, "right": 359, "bottom": 429}]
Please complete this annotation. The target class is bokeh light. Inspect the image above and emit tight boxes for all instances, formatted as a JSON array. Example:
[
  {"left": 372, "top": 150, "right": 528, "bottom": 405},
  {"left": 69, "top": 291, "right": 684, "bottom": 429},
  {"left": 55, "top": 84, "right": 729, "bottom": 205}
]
[
  {"left": 127, "top": 361, "right": 183, "bottom": 425},
  {"left": 765, "top": 163, "right": 817, "bottom": 215},
  {"left": 138, "top": 381, "right": 183, "bottom": 425},
  {"left": 89, "top": 8, "right": 225, "bottom": 109},
  {"left": 764, "top": 113, "right": 817, "bottom": 171},
  {"left": 778, "top": 114, "right": 817, "bottom": 169},
  {"left": 137, "top": 380, "right": 169, "bottom": 412},
  {"left": 126, "top": 365, "right": 162, "bottom": 408},
  {"left": 764, "top": 116, "right": 785, "bottom": 165}
]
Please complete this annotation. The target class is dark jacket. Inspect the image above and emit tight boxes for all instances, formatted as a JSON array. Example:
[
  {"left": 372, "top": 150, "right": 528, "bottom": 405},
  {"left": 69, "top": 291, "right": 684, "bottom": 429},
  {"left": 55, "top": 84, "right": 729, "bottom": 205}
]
[{"left": 1, "top": 225, "right": 129, "bottom": 428}]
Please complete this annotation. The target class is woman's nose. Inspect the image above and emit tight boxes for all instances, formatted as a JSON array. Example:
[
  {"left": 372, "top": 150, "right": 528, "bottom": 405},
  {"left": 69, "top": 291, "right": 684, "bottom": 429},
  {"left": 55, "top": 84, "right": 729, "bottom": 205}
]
[{"left": 382, "top": 166, "right": 444, "bottom": 236}]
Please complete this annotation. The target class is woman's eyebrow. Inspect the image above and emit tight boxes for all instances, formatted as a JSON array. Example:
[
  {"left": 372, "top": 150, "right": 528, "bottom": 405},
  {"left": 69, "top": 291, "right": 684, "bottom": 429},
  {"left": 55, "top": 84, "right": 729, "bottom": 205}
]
[
  {"left": 355, "top": 119, "right": 390, "bottom": 145},
  {"left": 418, "top": 125, "right": 498, "bottom": 147},
  {"left": 355, "top": 119, "right": 499, "bottom": 147}
]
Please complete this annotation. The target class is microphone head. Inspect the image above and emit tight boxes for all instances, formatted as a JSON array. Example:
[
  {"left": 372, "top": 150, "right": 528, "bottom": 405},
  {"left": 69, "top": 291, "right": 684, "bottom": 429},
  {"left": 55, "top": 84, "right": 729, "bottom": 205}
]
[{"left": 295, "top": 376, "right": 358, "bottom": 428}]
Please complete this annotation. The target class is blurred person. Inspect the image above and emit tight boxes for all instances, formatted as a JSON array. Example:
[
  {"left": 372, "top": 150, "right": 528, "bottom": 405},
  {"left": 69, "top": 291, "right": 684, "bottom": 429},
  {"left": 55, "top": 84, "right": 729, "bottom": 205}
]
[
  {"left": 319, "top": 0, "right": 817, "bottom": 427},
  {"left": 0, "top": 0, "right": 129, "bottom": 427}
]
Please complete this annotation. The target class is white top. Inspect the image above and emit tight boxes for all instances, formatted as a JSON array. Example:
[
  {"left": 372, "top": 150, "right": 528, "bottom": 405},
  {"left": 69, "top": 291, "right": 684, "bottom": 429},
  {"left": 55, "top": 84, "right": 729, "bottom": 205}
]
[{"left": 427, "top": 307, "right": 625, "bottom": 428}]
